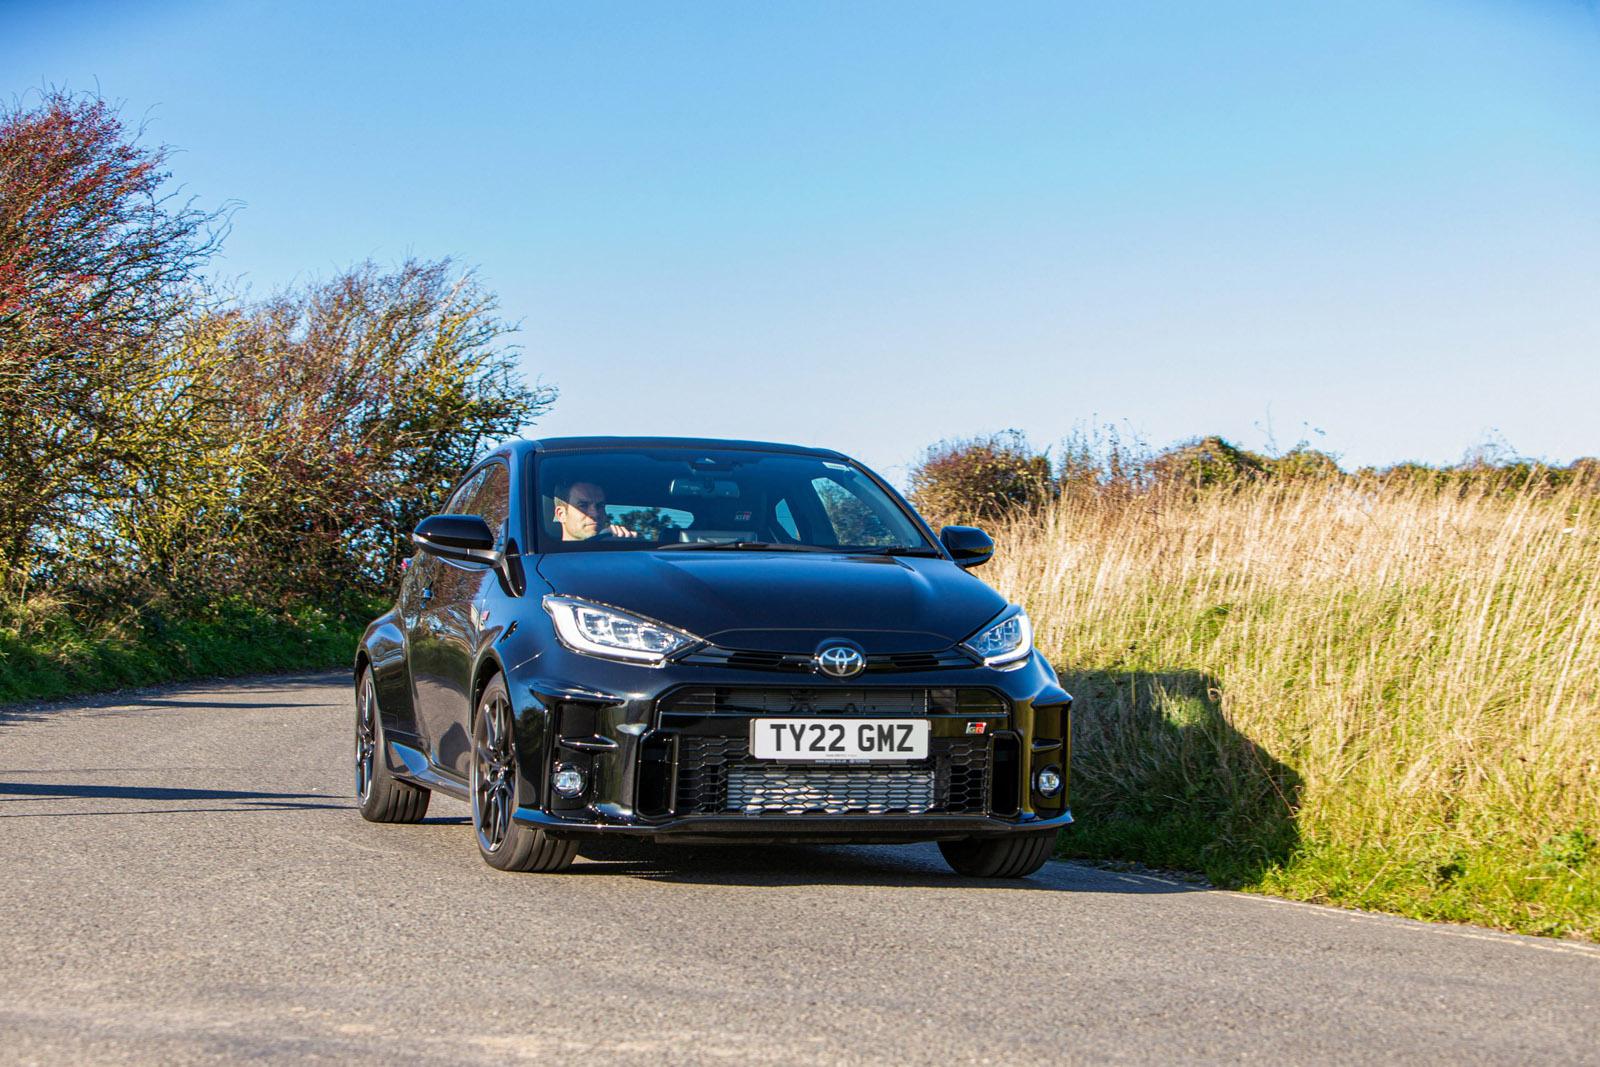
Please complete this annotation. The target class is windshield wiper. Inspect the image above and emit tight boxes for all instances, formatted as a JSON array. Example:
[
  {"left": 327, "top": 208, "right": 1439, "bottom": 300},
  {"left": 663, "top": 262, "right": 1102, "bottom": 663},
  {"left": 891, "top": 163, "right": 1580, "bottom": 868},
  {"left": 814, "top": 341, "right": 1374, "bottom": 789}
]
[
  {"left": 851, "top": 545, "right": 943, "bottom": 557},
  {"left": 657, "top": 541, "right": 834, "bottom": 552}
]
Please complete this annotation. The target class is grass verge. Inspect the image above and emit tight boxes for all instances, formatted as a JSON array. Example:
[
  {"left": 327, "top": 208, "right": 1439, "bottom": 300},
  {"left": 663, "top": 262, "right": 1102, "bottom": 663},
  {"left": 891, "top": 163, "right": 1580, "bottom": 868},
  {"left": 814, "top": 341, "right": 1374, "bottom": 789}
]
[
  {"left": 985, "top": 481, "right": 1600, "bottom": 940},
  {"left": 0, "top": 597, "right": 374, "bottom": 705}
]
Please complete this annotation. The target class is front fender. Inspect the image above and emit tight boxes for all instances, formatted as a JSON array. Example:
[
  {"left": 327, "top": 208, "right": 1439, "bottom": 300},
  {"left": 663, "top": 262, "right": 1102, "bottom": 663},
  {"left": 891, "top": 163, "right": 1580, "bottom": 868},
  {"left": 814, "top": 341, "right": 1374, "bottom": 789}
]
[
  {"left": 359, "top": 611, "right": 420, "bottom": 743},
  {"left": 493, "top": 611, "right": 582, "bottom": 817}
]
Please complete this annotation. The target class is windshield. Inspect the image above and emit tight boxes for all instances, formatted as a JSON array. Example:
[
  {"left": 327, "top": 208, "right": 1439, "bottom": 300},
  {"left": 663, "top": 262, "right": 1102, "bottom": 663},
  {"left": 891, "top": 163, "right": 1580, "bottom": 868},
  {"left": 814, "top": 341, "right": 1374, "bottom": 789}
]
[{"left": 532, "top": 448, "right": 935, "bottom": 554}]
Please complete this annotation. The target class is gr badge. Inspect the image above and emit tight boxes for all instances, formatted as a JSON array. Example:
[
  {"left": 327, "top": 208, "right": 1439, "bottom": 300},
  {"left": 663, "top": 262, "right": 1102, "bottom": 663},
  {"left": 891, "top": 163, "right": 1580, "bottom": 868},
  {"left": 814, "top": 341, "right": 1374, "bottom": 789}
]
[{"left": 965, "top": 721, "right": 988, "bottom": 735}]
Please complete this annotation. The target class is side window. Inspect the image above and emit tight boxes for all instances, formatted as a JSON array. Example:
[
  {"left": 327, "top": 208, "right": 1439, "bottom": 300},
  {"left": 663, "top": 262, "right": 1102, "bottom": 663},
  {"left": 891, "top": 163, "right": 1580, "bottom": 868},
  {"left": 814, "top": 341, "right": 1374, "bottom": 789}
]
[
  {"left": 810, "top": 476, "right": 895, "bottom": 546},
  {"left": 773, "top": 499, "right": 800, "bottom": 540},
  {"left": 470, "top": 463, "right": 512, "bottom": 547},
  {"left": 446, "top": 470, "right": 487, "bottom": 515}
]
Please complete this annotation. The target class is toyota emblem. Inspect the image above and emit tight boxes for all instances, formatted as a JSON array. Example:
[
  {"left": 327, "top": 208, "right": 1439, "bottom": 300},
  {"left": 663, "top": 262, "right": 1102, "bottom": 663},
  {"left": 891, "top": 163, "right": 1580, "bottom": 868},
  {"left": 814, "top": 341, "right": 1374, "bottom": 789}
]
[{"left": 815, "top": 644, "right": 866, "bottom": 678}]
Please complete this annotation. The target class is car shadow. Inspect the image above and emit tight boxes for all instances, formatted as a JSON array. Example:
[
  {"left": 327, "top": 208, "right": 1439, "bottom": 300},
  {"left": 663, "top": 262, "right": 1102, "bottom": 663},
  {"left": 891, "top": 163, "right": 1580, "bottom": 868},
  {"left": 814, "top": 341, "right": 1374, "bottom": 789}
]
[
  {"left": 1058, "top": 667, "right": 1303, "bottom": 887},
  {"left": 0, "top": 782, "right": 335, "bottom": 802},
  {"left": 86, "top": 698, "right": 335, "bottom": 710},
  {"left": 0, "top": 780, "right": 356, "bottom": 819},
  {"left": 568, "top": 837, "right": 1207, "bottom": 894},
  {"left": 0, "top": 803, "right": 356, "bottom": 818}
]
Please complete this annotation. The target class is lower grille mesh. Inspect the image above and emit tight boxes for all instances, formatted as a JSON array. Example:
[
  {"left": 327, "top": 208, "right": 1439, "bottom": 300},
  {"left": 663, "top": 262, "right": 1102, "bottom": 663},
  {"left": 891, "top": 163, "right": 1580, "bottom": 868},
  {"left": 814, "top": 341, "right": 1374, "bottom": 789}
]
[
  {"left": 727, "top": 765, "right": 937, "bottom": 815},
  {"left": 675, "top": 736, "right": 991, "bottom": 816}
]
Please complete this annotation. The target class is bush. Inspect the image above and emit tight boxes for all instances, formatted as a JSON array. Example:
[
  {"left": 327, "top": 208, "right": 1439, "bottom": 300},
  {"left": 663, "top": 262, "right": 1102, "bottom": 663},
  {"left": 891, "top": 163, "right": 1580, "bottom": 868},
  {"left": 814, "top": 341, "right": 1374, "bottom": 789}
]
[
  {"left": 0, "top": 594, "right": 378, "bottom": 704},
  {"left": 907, "top": 431, "right": 1053, "bottom": 526},
  {"left": 1269, "top": 446, "right": 1343, "bottom": 482},
  {"left": 1145, "top": 435, "right": 1271, "bottom": 490}
]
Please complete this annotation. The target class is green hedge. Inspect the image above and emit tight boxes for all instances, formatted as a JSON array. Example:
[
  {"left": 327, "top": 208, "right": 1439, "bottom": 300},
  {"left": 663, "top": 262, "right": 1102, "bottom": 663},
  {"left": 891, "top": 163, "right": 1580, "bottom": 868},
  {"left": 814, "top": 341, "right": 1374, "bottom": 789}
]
[{"left": 0, "top": 598, "right": 377, "bottom": 704}]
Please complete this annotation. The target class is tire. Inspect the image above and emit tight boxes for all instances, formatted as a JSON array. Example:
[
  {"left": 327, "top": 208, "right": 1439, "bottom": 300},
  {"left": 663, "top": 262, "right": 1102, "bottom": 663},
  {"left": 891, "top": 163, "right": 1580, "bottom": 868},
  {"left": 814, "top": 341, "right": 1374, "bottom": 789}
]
[
  {"left": 471, "top": 674, "right": 577, "bottom": 873},
  {"left": 938, "top": 830, "right": 1058, "bottom": 878},
  {"left": 356, "top": 667, "right": 431, "bottom": 823}
]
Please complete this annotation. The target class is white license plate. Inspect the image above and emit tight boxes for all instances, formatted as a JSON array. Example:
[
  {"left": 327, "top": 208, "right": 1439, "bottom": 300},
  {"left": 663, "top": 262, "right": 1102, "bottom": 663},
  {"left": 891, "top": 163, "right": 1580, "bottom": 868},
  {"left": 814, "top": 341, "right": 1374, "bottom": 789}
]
[{"left": 749, "top": 718, "right": 929, "bottom": 761}]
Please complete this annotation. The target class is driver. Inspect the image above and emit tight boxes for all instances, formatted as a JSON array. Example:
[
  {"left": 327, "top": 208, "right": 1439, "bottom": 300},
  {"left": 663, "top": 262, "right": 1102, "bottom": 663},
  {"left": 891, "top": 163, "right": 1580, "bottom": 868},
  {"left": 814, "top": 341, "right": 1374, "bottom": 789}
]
[{"left": 553, "top": 481, "right": 639, "bottom": 541}]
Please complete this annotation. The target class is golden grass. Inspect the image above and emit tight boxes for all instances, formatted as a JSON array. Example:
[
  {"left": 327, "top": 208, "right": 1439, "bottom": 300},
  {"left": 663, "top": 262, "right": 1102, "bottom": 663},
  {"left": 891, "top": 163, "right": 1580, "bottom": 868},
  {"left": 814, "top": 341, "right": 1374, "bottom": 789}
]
[{"left": 987, "top": 481, "right": 1600, "bottom": 938}]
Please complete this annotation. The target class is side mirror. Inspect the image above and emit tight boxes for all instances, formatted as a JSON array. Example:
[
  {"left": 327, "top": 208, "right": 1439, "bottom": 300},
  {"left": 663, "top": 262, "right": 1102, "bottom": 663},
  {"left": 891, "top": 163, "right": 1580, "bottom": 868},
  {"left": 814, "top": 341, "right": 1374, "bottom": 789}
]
[
  {"left": 413, "top": 514, "right": 499, "bottom": 565},
  {"left": 939, "top": 525, "right": 995, "bottom": 569}
]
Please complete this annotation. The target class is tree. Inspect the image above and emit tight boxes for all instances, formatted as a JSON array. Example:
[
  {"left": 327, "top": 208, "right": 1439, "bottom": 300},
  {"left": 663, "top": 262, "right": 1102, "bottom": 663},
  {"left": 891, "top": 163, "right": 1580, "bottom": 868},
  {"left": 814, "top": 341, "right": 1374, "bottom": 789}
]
[
  {"left": 101, "top": 260, "right": 555, "bottom": 604},
  {"left": 0, "top": 90, "right": 224, "bottom": 596},
  {"left": 0, "top": 91, "right": 557, "bottom": 615}
]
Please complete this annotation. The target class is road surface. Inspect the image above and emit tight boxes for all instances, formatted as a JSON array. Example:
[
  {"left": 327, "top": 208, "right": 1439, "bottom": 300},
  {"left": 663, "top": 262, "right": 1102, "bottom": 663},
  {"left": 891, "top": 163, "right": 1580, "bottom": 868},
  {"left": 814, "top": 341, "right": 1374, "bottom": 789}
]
[{"left": 2, "top": 672, "right": 1597, "bottom": 1065}]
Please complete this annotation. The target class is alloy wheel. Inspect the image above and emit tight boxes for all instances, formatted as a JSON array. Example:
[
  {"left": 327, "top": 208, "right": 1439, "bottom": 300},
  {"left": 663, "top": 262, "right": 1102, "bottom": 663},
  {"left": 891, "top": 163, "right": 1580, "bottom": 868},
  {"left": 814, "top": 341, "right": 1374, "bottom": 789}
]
[
  {"left": 355, "top": 677, "right": 377, "bottom": 803},
  {"left": 473, "top": 693, "right": 515, "bottom": 854}
]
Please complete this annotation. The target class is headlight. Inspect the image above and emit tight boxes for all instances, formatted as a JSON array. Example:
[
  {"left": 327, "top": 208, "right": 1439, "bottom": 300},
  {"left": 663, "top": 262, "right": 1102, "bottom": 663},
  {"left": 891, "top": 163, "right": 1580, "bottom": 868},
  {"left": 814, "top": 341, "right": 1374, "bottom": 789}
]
[
  {"left": 542, "top": 595, "right": 699, "bottom": 664},
  {"left": 963, "top": 608, "right": 1033, "bottom": 666}
]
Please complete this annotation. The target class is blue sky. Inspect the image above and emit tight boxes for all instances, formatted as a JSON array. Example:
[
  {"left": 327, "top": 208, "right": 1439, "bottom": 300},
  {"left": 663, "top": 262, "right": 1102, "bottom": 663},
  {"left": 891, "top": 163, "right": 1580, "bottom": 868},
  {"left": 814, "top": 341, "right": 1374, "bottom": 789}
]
[{"left": 6, "top": 0, "right": 1600, "bottom": 481}]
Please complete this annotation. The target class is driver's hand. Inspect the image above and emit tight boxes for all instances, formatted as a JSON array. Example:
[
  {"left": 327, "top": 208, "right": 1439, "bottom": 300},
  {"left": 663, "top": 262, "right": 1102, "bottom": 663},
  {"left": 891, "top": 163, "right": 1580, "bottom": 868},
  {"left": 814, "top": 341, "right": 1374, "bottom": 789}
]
[{"left": 607, "top": 523, "right": 639, "bottom": 538}]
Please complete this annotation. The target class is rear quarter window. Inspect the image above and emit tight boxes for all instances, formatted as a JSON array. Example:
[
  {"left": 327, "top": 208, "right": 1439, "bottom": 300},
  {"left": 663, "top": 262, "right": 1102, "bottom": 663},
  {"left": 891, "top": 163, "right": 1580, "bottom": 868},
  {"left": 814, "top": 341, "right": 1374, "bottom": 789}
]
[{"left": 774, "top": 499, "right": 800, "bottom": 539}]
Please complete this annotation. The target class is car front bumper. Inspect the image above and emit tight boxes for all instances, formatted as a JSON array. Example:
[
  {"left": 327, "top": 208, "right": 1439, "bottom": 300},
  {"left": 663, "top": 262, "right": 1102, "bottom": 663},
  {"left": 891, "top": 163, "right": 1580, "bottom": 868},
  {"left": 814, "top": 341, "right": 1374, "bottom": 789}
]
[
  {"left": 511, "top": 807, "right": 1074, "bottom": 845},
  {"left": 500, "top": 640, "right": 1073, "bottom": 844}
]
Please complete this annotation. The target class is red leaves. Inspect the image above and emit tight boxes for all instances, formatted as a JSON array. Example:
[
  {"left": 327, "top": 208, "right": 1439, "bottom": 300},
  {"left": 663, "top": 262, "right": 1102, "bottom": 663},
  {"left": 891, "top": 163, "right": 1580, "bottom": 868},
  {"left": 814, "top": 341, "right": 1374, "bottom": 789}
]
[
  {"left": 0, "top": 91, "right": 223, "bottom": 595},
  {"left": 0, "top": 91, "right": 215, "bottom": 366},
  {"left": 0, "top": 92, "right": 554, "bottom": 615}
]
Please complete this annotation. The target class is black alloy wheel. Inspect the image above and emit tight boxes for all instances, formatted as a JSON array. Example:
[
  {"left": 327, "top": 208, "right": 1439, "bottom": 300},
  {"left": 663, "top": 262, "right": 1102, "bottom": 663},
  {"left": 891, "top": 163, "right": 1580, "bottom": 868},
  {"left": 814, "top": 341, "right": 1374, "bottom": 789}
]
[
  {"left": 472, "top": 685, "right": 516, "bottom": 854},
  {"left": 355, "top": 680, "right": 375, "bottom": 805},
  {"left": 355, "top": 667, "right": 431, "bottom": 823},
  {"left": 470, "top": 674, "right": 577, "bottom": 872}
]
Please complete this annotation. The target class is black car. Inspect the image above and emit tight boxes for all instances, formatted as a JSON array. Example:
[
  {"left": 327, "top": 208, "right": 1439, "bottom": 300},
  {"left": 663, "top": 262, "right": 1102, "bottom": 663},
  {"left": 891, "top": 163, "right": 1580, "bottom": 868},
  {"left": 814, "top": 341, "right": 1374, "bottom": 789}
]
[{"left": 355, "top": 437, "right": 1072, "bottom": 876}]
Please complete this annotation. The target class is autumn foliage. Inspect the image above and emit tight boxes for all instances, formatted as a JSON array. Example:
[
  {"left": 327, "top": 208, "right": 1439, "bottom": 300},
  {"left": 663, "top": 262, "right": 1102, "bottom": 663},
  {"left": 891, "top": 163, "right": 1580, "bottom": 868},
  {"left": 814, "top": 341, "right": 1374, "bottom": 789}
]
[{"left": 0, "top": 92, "right": 553, "bottom": 629}]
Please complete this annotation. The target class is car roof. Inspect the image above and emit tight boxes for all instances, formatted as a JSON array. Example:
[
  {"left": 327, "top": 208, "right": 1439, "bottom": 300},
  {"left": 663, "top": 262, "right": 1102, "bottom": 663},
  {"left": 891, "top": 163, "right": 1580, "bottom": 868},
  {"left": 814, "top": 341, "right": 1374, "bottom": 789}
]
[{"left": 517, "top": 436, "right": 850, "bottom": 459}]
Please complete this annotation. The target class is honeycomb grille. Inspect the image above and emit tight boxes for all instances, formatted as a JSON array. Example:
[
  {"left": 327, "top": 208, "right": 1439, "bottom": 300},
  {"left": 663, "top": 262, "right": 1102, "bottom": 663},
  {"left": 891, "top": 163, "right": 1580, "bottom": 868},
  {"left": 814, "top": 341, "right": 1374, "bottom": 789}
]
[
  {"left": 675, "top": 736, "right": 991, "bottom": 816},
  {"left": 728, "top": 765, "right": 935, "bottom": 815}
]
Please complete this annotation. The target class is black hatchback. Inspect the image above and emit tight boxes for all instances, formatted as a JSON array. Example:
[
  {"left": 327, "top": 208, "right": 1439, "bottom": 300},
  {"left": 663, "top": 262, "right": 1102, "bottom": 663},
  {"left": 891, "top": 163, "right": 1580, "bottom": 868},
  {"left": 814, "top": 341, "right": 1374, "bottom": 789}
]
[{"left": 355, "top": 437, "right": 1072, "bottom": 876}]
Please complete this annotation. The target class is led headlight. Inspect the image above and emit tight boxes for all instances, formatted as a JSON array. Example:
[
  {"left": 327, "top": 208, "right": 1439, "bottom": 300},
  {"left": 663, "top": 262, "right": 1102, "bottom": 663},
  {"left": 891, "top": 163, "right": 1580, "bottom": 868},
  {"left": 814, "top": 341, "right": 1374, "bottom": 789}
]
[
  {"left": 963, "top": 607, "right": 1033, "bottom": 667},
  {"left": 542, "top": 595, "right": 699, "bottom": 664}
]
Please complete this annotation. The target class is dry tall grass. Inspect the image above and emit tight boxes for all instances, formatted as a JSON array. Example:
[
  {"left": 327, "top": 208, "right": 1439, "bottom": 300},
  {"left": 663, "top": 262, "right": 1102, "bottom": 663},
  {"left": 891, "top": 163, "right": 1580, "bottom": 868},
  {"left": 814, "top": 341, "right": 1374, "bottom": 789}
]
[{"left": 988, "top": 481, "right": 1600, "bottom": 938}]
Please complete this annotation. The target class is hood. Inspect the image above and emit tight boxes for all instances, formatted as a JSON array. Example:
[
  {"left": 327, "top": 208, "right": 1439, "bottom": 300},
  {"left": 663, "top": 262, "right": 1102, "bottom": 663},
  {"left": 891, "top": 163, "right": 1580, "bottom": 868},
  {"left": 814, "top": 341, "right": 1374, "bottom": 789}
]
[{"left": 532, "top": 550, "right": 1008, "bottom": 654}]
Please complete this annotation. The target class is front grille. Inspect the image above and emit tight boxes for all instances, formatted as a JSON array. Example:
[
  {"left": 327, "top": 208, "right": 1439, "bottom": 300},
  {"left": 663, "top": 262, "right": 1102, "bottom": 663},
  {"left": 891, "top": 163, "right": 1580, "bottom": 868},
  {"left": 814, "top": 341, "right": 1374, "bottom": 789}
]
[
  {"left": 675, "top": 736, "right": 991, "bottom": 816},
  {"left": 728, "top": 765, "right": 936, "bottom": 815},
  {"left": 679, "top": 646, "right": 975, "bottom": 673},
  {"left": 660, "top": 687, "right": 1009, "bottom": 717}
]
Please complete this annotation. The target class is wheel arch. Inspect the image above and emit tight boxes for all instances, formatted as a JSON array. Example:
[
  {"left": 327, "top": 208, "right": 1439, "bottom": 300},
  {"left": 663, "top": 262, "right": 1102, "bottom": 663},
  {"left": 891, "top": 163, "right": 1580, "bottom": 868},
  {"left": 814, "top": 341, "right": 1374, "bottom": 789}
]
[
  {"left": 357, "top": 611, "right": 419, "bottom": 739},
  {"left": 470, "top": 650, "right": 507, "bottom": 724}
]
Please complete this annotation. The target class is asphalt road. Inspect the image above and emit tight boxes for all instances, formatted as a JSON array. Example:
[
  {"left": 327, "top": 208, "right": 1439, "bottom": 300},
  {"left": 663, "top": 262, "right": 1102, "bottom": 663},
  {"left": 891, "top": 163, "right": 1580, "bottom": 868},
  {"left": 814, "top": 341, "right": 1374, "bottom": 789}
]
[{"left": 2, "top": 672, "right": 1597, "bottom": 1066}]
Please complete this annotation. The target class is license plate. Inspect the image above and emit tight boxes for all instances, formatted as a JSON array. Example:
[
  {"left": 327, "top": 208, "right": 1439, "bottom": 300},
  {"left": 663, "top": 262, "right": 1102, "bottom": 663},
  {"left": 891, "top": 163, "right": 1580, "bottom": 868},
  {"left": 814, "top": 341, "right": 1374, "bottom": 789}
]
[{"left": 749, "top": 718, "right": 929, "bottom": 761}]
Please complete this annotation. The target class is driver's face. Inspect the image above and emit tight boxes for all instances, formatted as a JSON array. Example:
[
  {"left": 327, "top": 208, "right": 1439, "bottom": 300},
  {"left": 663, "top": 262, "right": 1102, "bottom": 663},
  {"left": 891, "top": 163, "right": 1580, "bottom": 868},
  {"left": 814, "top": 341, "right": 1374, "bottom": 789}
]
[{"left": 555, "top": 482, "right": 608, "bottom": 541}]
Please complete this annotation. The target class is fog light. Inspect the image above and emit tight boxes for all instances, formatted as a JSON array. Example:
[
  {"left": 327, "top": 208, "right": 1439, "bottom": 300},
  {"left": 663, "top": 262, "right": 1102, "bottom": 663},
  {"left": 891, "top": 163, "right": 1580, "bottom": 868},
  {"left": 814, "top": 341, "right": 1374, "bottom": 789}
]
[
  {"left": 1034, "top": 766, "right": 1063, "bottom": 797},
  {"left": 552, "top": 763, "right": 586, "bottom": 797}
]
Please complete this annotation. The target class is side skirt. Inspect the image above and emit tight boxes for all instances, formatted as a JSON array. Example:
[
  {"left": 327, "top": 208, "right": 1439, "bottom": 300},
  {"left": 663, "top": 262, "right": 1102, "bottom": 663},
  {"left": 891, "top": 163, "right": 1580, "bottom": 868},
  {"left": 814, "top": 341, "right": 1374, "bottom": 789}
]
[{"left": 387, "top": 739, "right": 469, "bottom": 800}]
